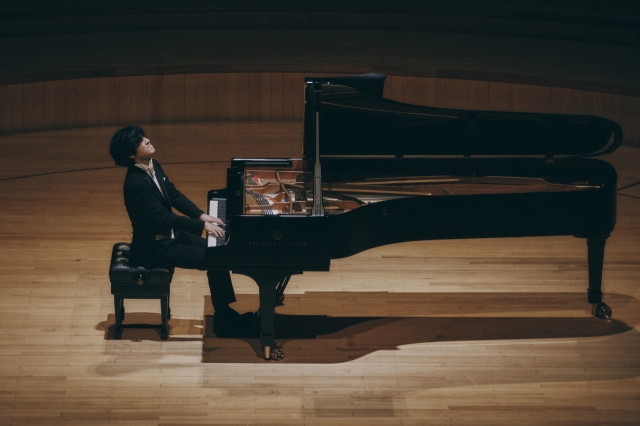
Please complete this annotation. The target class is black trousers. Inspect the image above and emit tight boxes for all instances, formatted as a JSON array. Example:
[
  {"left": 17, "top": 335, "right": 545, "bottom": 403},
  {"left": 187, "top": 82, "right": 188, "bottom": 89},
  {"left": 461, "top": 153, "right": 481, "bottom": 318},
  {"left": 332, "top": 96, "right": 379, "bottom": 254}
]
[{"left": 155, "top": 231, "right": 236, "bottom": 310}]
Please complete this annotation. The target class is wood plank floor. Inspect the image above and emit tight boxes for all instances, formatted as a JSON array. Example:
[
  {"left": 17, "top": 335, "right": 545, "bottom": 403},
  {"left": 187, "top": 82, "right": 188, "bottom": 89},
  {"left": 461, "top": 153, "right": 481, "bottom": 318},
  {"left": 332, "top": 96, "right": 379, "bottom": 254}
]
[{"left": 0, "top": 123, "right": 639, "bottom": 425}]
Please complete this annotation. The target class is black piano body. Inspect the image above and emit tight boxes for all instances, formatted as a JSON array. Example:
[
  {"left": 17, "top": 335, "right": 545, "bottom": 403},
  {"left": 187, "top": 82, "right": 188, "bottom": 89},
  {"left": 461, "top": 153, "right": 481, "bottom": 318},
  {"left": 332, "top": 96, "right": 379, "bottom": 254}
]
[{"left": 205, "top": 74, "right": 622, "bottom": 360}]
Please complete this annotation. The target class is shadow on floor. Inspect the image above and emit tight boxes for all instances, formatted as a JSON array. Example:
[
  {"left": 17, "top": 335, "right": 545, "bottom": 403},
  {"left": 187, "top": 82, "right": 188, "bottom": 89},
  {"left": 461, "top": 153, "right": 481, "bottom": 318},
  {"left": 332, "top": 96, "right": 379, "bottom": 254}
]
[
  {"left": 199, "top": 291, "right": 636, "bottom": 363},
  {"left": 95, "top": 291, "right": 638, "bottom": 363}
]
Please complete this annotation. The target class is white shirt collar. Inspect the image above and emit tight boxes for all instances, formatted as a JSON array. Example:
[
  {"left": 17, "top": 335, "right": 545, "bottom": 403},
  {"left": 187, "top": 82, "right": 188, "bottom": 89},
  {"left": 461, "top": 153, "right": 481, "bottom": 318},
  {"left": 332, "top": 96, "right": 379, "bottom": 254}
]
[{"left": 134, "top": 158, "right": 154, "bottom": 174}]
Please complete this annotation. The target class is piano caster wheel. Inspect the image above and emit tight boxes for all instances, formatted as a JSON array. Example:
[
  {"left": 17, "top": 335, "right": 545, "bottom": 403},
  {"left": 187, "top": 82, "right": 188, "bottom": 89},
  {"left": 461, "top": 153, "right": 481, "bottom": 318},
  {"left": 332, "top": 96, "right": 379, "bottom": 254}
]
[
  {"left": 262, "top": 345, "right": 284, "bottom": 361},
  {"left": 114, "top": 329, "right": 122, "bottom": 340},
  {"left": 594, "top": 302, "right": 612, "bottom": 320},
  {"left": 161, "top": 329, "right": 168, "bottom": 340}
]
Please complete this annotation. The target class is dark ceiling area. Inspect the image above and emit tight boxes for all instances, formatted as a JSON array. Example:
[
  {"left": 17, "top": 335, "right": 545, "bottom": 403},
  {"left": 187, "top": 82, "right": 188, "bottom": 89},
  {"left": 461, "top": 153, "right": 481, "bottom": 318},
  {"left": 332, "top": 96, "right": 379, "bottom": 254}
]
[{"left": 1, "top": 0, "right": 639, "bottom": 94}]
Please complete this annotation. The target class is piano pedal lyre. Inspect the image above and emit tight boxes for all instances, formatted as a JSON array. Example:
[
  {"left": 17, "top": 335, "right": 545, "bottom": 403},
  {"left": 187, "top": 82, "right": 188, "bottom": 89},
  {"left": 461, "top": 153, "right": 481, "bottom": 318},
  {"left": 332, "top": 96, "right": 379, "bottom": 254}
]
[{"left": 275, "top": 276, "right": 290, "bottom": 306}]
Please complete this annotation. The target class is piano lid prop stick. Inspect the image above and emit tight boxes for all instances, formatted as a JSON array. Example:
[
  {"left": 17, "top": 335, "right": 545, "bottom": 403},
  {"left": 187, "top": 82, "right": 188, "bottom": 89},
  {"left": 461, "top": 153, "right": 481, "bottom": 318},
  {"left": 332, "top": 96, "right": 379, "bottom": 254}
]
[{"left": 312, "top": 98, "right": 325, "bottom": 216}]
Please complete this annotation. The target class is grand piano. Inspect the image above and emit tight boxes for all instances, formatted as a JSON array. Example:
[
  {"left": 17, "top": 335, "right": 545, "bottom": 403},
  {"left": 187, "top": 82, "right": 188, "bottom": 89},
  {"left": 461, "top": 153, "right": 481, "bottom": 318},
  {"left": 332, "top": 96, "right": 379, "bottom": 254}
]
[{"left": 205, "top": 74, "right": 622, "bottom": 360}]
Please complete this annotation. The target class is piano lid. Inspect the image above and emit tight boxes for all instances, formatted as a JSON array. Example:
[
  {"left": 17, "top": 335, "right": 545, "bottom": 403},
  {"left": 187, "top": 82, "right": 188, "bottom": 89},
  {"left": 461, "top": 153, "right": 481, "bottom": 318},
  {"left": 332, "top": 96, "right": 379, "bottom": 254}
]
[{"left": 303, "top": 75, "right": 622, "bottom": 160}]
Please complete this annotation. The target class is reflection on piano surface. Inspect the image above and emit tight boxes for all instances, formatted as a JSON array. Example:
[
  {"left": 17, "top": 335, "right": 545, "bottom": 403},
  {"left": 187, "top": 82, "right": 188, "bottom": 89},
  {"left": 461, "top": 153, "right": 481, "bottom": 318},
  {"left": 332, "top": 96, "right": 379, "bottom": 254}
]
[{"left": 205, "top": 74, "right": 622, "bottom": 360}]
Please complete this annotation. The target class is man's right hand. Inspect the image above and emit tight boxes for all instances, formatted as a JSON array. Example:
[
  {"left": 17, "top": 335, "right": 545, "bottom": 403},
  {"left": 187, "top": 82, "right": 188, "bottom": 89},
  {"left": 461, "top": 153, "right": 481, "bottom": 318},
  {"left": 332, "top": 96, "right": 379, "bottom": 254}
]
[{"left": 204, "top": 222, "right": 225, "bottom": 237}]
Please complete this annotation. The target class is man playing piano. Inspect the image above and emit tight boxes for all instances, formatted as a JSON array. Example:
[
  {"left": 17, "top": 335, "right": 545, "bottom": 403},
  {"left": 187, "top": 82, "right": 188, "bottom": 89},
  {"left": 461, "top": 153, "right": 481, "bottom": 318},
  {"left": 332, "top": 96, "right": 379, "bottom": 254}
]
[{"left": 109, "top": 125, "right": 254, "bottom": 331}]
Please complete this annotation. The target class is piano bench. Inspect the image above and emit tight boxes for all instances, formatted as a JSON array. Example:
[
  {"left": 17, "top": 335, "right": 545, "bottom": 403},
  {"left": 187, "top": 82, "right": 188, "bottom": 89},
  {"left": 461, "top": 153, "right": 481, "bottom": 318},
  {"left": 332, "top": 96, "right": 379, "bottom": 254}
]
[{"left": 108, "top": 242, "right": 173, "bottom": 340}]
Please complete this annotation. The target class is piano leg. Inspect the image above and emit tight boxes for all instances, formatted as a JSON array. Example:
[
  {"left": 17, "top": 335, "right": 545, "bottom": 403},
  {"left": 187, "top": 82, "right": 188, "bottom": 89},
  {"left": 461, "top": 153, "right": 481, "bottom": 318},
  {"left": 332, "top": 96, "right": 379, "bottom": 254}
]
[
  {"left": 240, "top": 271, "right": 299, "bottom": 360},
  {"left": 258, "top": 278, "right": 278, "bottom": 358},
  {"left": 587, "top": 237, "right": 612, "bottom": 319}
]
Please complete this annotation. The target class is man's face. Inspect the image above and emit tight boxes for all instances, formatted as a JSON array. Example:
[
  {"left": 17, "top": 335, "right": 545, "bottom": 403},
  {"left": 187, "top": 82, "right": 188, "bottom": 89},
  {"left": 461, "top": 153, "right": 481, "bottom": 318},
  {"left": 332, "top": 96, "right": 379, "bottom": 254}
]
[{"left": 130, "top": 137, "right": 155, "bottom": 163}]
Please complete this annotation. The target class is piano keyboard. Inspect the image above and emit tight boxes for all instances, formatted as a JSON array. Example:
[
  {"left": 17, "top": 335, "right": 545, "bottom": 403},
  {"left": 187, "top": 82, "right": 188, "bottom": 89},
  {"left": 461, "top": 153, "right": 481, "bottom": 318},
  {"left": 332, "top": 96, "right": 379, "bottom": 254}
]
[{"left": 207, "top": 197, "right": 227, "bottom": 247}]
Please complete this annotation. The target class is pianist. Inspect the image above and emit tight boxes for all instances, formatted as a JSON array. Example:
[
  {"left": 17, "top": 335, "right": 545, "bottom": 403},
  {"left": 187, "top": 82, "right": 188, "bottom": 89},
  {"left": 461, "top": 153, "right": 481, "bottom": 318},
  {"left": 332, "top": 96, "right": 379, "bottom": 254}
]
[{"left": 109, "top": 125, "right": 254, "bottom": 331}]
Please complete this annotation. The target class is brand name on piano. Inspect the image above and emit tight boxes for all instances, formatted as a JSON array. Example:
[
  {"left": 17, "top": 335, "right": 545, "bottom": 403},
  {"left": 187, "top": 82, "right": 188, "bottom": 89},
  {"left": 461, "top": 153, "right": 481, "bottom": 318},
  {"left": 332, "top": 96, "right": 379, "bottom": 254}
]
[
  {"left": 246, "top": 229, "right": 308, "bottom": 246},
  {"left": 247, "top": 241, "right": 308, "bottom": 247}
]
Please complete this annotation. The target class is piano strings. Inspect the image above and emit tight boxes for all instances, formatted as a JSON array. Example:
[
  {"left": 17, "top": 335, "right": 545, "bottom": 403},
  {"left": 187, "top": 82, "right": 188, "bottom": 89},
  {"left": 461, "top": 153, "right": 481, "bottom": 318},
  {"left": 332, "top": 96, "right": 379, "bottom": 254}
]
[{"left": 243, "top": 168, "right": 601, "bottom": 215}]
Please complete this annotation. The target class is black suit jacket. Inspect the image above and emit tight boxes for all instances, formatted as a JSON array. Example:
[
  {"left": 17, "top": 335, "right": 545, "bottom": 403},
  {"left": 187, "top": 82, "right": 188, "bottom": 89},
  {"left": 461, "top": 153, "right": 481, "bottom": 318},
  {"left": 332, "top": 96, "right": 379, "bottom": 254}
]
[{"left": 123, "top": 160, "right": 204, "bottom": 259}]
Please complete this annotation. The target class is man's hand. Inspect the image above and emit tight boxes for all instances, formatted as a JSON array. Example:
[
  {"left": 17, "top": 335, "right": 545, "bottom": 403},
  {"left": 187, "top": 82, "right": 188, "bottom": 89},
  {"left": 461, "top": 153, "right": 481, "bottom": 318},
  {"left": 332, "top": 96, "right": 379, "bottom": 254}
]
[
  {"left": 204, "top": 221, "right": 225, "bottom": 237},
  {"left": 199, "top": 213, "right": 225, "bottom": 226}
]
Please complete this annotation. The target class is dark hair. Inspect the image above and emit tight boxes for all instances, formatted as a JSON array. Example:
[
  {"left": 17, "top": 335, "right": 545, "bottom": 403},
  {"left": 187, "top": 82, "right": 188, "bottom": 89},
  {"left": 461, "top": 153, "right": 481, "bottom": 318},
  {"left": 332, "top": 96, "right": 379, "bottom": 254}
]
[{"left": 109, "top": 125, "right": 146, "bottom": 167}]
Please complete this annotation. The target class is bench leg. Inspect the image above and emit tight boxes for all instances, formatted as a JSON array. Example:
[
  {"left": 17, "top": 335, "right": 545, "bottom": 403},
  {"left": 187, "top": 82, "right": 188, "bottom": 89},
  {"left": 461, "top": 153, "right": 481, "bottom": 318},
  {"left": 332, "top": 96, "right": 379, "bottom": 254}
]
[
  {"left": 160, "top": 296, "right": 169, "bottom": 340},
  {"left": 114, "top": 296, "right": 123, "bottom": 339}
]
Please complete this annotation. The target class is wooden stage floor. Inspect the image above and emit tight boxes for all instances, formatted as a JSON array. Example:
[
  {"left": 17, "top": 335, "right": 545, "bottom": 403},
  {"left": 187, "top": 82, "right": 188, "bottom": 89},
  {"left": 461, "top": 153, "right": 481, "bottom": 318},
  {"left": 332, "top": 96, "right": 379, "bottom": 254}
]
[{"left": 0, "top": 123, "right": 639, "bottom": 425}]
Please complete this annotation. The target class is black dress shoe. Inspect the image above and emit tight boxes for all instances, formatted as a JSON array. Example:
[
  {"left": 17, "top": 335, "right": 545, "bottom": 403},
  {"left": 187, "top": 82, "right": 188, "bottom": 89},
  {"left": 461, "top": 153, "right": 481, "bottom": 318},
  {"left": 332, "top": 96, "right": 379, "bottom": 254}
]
[{"left": 213, "top": 309, "right": 258, "bottom": 337}]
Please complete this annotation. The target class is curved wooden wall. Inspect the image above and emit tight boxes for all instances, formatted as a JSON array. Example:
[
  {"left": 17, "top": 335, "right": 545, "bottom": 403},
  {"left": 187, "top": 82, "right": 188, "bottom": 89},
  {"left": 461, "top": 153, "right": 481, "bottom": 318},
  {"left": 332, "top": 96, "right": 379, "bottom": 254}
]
[{"left": 1, "top": 73, "right": 638, "bottom": 146}]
